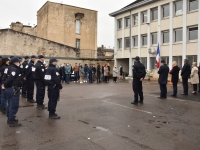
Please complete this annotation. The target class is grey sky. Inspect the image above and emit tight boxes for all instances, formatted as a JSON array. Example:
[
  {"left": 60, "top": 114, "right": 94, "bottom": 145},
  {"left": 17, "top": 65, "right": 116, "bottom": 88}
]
[{"left": 0, "top": 0, "right": 134, "bottom": 48}]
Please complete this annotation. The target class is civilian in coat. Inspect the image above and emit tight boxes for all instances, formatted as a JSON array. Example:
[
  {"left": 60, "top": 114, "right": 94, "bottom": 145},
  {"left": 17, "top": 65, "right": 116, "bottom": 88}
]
[
  {"left": 170, "top": 61, "right": 180, "bottom": 97},
  {"left": 104, "top": 64, "right": 109, "bottom": 83},
  {"left": 181, "top": 59, "right": 191, "bottom": 95},
  {"left": 158, "top": 60, "right": 169, "bottom": 99},
  {"left": 113, "top": 65, "right": 118, "bottom": 83},
  {"left": 190, "top": 62, "right": 199, "bottom": 94},
  {"left": 79, "top": 64, "right": 84, "bottom": 84}
]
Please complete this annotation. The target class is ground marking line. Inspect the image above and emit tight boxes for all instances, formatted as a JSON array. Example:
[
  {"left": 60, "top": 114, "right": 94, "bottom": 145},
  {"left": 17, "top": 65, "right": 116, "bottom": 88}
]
[{"left": 103, "top": 100, "right": 153, "bottom": 115}]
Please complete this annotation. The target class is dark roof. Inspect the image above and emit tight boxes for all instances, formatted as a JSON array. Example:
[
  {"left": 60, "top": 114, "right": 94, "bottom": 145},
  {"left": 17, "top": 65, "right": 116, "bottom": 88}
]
[{"left": 109, "top": 0, "right": 157, "bottom": 17}]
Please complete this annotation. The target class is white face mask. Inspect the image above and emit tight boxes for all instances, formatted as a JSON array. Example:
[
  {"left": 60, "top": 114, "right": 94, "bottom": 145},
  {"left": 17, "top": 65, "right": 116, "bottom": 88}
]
[{"left": 16, "top": 63, "right": 20, "bottom": 66}]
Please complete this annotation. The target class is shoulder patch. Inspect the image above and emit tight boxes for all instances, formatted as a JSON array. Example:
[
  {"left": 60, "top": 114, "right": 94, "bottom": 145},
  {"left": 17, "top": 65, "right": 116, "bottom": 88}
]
[
  {"left": 56, "top": 72, "right": 60, "bottom": 76},
  {"left": 44, "top": 75, "right": 51, "bottom": 80},
  {"left": 11, "top": 72, "right": 16, "bottom": 76},
  {"left": 4, "top": 68, "right": 8, "bottom": 74},
  {"left": 32, "top": 67, "right": 36, "bottom": 72},
  {"left": 25, "top": 65, "right": 28, "bottom": 69}
]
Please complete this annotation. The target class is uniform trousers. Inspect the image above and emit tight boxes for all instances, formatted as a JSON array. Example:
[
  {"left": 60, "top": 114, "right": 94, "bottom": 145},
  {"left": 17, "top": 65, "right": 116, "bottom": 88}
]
[
  {"left": 35, "top": 80, "right": 45, "bottom": 105},
  {"left": 132, "top": 79, "right": 143, "bottom": 102},
  {"left": 48, "top": 86, "right": 59, "bottom": 115}
]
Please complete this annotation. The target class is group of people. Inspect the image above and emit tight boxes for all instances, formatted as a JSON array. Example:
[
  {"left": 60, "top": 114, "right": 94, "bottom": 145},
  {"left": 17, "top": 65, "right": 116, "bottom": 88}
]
[
  {"left": 0, "top": 55, "right": 62, "bottom": 127},
  {"left": 131, "top": 56, "right": 200, "bottom": 105},
  {"left": 58, "top": 63, "right": 124, "bottom": 84}
]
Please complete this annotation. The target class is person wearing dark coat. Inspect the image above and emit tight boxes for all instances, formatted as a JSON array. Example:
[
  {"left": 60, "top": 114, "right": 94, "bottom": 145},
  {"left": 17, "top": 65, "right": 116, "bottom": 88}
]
[
  {"left": 181, "top": 59, "right": 191, "bottom": 95},
  {"left": 170, "top": 61, "right": 180, "bottom": 97},
  {"left": 198, "top": 62, "right": 200, "bottom": 92},
  {"left": 158, "top": 60, "right": 169, "bottom": 99}
]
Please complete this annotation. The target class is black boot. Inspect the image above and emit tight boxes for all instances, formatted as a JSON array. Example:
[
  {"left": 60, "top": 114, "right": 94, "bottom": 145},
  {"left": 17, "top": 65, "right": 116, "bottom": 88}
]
[
  {"left": 49, "top": 114, "right": 61, "bottom": 119},
  {"left": 37, "top": 105, "right": 47, "bottom": 110},
  {"left": 7, "top": 119, "right": 18, "bottom": 124},
  {"left": 27, "top": 99, "right": 36, "bottom": 103},
  {"left": 1, "top": 109, "right": 6, "bottom": 115},
  {"left": 22, "top": 94, "right": 27, "bottom": 98},
  {"left": 9, "top": 120, "right": 21, "bottom": 127},
  {"left": 131, "top": 101, "right": 138, "bottom": 105}
]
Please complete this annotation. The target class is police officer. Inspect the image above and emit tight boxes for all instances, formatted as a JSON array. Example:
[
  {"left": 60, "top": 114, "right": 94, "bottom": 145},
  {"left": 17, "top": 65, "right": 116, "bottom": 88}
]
[
  {"left": 131, "top": 56, "right": 146, "bottom": 105},
  {"left": 34, "top": 55, "right": 46, "bottom": 109},
  {"left": 25, "top": 55, "right": 36, "bottom": 103},
  {"left": 22, "top": 56, "right": 29, "bottom": 98},
  {"left": 0, "top": 57, "right": 10, "bottom": 114},
  {"left": 2, "top": 57, "right": 22, "bottom": 127},
  {"left": 45, "top": 58, "right": 62, "bottom": 119}
]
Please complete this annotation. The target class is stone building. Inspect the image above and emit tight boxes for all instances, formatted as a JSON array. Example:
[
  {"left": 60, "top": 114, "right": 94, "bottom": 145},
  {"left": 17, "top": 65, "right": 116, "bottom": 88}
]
[{"left": 37, "top": 1, "right": 98, "bottom": 52}]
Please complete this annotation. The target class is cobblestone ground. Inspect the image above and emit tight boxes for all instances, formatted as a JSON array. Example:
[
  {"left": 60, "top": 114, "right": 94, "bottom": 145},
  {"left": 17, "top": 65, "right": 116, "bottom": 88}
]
[{"left": 0, "top": 80, "right": 200, "bottom": 150}]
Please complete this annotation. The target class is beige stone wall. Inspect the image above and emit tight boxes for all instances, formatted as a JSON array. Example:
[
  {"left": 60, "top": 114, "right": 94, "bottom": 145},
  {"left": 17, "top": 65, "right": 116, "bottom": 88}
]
[
  {"left": 0, "top": 29, "right": 77, "bottom": 58},
  {"left": 37, "top": 2, "right": 97, "bottom": 51}
]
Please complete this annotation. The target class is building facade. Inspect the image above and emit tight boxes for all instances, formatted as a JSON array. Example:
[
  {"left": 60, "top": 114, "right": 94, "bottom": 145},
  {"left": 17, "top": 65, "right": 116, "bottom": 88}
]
[
  {"left": 37, "top": 1, "right": 98, "bottom": 51},
  {"left": 110, "top": 0, "right": 200, "bottom": 76}
]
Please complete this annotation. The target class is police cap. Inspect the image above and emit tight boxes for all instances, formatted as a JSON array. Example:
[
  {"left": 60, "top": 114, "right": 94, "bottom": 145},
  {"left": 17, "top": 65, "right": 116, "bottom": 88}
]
[
  {"left": 18, "top": 57, "right": 22, "bottom": 60},
  {"left": 38, "top": 55, "right": 45, "bottom": 59},
  {"left": 31, "top": 55, "right": 36, "bottom": 58},
  {"left": 49, "top": 58, "right": 58, "bottom": 63},
  {"left": 11, "top": 57, "right": 19, "bottom": 64},
  {"left": 134, "top": 56, "right": 140, "bottom": 61},
  {"left": 0, "top": 56, "right": 2, "bottom": 58},
  {"left": 2, "top": 57, "right": 9, "bottom": 62},
  {"left": 10, "top": 56, "right": 14, "bottom": 59},
  {"left": 24, "top": 56, "right": 29, "bottom": 59}
]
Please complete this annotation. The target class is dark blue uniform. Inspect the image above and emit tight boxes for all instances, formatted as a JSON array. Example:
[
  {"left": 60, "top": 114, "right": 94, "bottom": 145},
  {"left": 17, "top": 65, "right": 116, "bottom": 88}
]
[
  {"left": 22, "top": 60, "right": 29, "bottom": 97},
  {"left": 0, "top": 64, "right": 9, "bottom": 113},
  {"left": 132, "top": 61, "right": 146, "bottom": 103},
  {"left": 3, "top": 65, "right": 21, "bottom": 121},
  {"left": 25, "top": 60, "right": 35, "bottom": 101},
  {"left": 33, "top": 61, "right": 46, "bottom": 106},
  {"left": 45, "top": 64, "right": 62, "bottom": 116},
  {"left": 88, "top": 67, "right": 93, "bottom": 83}
]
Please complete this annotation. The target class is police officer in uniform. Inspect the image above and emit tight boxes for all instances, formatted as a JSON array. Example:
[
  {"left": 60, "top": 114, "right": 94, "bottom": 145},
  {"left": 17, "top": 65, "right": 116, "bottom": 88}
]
[
  {"left": 22, "top": 56, "right": 29, "bottom": 98},
  {"left": 131, "top": 56, "right": 146, "bottom": 105},
  {"left": 45, "top": 58, "right": 62, "bottom": 119},
  {"left": 25, "top": 55, "right": 36, "bottom": 103},
  {"left": 2, "top": 57, "right": 22, "bottom": 127},
  {"left": 33, "top": 55, "right": 47, "bottom": 109}
]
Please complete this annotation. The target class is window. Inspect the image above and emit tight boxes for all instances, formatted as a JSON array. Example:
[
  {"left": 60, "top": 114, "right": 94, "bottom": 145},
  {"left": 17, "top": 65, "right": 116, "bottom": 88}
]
[
  {"left": 76, "top": 39, "right": 80, "bottom": 49},
  {"left": 174, "top": 1, "right": 183, "bottom": 16},
  {"left": 162, "top": 31, "right": 169, "bottom": 43},
  {"left": 162, "top": 4, "right": 169, "bottom": 18},
  {"left": 118, "top": 38, "right": 122, "bottom": 49},
  {"left": 150, "top": 57, "right": 156, "bottom": 69},
  {"left": 189, "top": 0, "right": 198, "bottom": 11},
  {"left": 161, "top": 57, "right": 169, "bottom": 65},
  {"left": 189, "top": 26, "right": 198, "bottom": 40},
  {"left": 142, "top": 35, "right": 147, "bottom": 46},
  {"left": 151, "top": 8, "right": 158, "bottom": 21},
  {"left": 76, "top": 20, "right": 81, "bottom": 34},
  {"left": 125, "top": 37, "right": 130, "bottom": 48},
  {"left": 133, "top": 14, "right": 138, "bottom": 25},
  {"left": 142, "top": 11, "right": 147, "bottom": 23},
  {"left": 174, "top": 28, "right": 183, "bottom": 42},
  {"left": 125, "top": 17, "right": 130, "bottom": 27},
  {"left": 133, "top": 36, "right": 138, "bottom": 47},
  {"left": 118, "top": 19, "right": 122, "bottom": 29},
  {"left": 140, "top": 57, "right": 147, "bottom": 69},
  {"left": 151, "top": 33, "right": 157, "bottom": 45},
  {"left": 187, "top": 55, "right": 197, "bottom": 65}
]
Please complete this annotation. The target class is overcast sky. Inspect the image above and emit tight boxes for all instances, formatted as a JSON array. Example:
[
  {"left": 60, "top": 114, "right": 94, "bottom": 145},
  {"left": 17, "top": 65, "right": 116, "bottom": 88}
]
[{"left": 0, "top": 0, "right": 135, "bottom": 48}]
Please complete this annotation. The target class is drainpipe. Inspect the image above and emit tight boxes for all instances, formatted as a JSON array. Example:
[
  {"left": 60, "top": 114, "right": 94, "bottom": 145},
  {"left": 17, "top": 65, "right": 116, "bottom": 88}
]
[{"left": 129, "top": 10, "right": 132, "bottom": 77}]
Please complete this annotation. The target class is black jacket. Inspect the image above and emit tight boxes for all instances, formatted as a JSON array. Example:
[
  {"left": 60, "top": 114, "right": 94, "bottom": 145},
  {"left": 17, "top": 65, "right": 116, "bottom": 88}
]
[
  {"left": 97, "top": 66, "right": 101, "bottom": 74},
  {"left": 4, "top": 65, "right": 20, "bottom": 88},
  {"left": 92, "top": 67, "right": 96, "bottom": 73},
  {"left": 170, "top": 66, "right": 180, "bottom": 84},
  {"left": 102, "top": 66, "right": 104, "bottom": 74},
  {"left": 45, "top": 64, "right": 62, "bottom": 89},
  {"left": 198, "top": 66, "right": 200, "bottom": 76},
  {"left": 181, "top": 63, "right": 191, "bottom": 79},
  {"left": 158, "top": 64, "right": 169, "bottom": 84},
  {"left": 132, "top": 61, "right": 146, "bottom": 79},
  {"left": 25, "top": 61, "right": 35, "bottom": 80},
  {"left": 33, "top": 61, "right": 46, "bottom": 81},
  {"left": 22, "top": 60, "right": 29, "bottom": 74},
  {"left": 0, "top": 64, "right": 8, "bottom": 84}
]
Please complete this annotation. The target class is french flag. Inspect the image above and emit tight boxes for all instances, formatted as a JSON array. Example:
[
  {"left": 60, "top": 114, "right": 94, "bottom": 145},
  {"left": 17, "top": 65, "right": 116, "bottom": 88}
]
[{"left": 156, "top": 44, "right": 160, "bottom": 68}]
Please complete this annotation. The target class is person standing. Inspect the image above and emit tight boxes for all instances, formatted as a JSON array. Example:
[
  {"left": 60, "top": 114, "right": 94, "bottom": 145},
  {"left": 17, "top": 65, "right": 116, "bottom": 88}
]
[
  {"left": 181, "top": 59, "right": 191, "bottom": 95},
  {"left": 97, "top": 63, "right": 101, "bottom": 83},
  {"left": 107, "top": 63, "right": 110, "bottom": 82},
  {"left": 22, "top": 56, "right": 29, "bottom": 98},
  {"left": 113, "top": 65, "right": 118, "bottom": 83},
  {"left": 0, "top": 57, "right": 10, "bottom": 114},
  {"left": 2, "top": 57, "right": 23, "bottom": 127},
  {"left": 73, "top": 63, "right": 79, "bottom": 82},
  {"left": 119, "top": 65, "right": 123, "bottom": 80},
  {"left": 70, "top": 64, "right": 73, "bottom": 82},
  {"left": 25, "top": 55, "right": 36, "bottom": 103},
  {"left": 33, "top": 55, "right": 47, "bottom": 109},
  {"left": 157, "top": 60, "right": 169, "bottom": 99},
  {"left": 45, "top": 58, "right": 63, "bottom": 119},
  {"left": 79, "top": 64, "right": 84, "bottom": 84},
  {"left": 101, "top": 65, "right": 104, "bottom": 82},
  {"left": 84, "top": 64, "right": 88, "bottom": 83},
  {"left": 92, "top": 64, "right": 96, "bottom": 82},
  {"left": 131, "top": 57, "right": 146, "bottom": 105},
  {"left": 64, "top": 63, "right": 71, "bottom": 84},
  {"left": 104, "top": 64, "right": 109, "bottom": 83},
  {"left": 170, "top": 61, "right": 180, "bottom": 97},
  {"left": 190, "top": 62, "right": 199, "bottom": 94},
  {"left": 88, "top": 64, "right": 93, "bottom": 83}
]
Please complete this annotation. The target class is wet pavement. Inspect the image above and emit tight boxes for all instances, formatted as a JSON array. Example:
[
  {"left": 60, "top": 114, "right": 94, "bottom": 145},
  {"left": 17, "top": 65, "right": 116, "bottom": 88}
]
[{"left": 0, "top": 80, "right": 200, "bottom": 150}]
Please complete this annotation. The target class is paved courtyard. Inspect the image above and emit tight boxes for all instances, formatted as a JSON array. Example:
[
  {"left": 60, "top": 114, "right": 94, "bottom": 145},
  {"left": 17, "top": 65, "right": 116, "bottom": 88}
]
[{"left": 0, "top": 80, "right": 200, "bottom": 150}]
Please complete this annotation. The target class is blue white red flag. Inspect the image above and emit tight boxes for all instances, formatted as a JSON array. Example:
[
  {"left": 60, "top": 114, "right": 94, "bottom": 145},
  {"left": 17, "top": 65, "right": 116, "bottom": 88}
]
[{"left": 156, "top": 44, "right": 160, "bottom": 68}]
